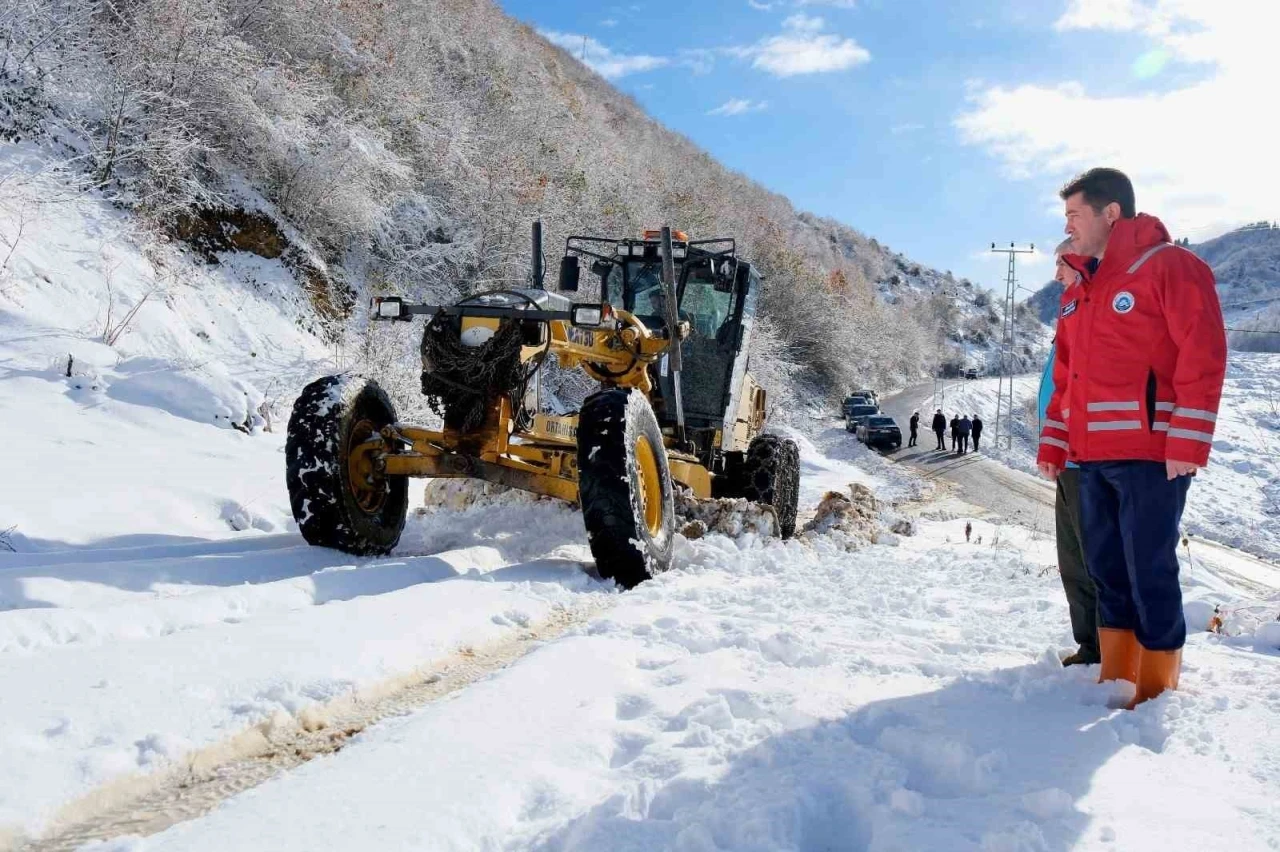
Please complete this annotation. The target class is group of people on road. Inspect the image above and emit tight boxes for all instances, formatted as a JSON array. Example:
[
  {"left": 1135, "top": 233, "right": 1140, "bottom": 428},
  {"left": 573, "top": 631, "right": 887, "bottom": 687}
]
[
  {"left": 1036, "top": 167, "right": 1226, "bottom": 709},
  {"left": 907, "top": 410, "right": 983, "bottom": 455}
]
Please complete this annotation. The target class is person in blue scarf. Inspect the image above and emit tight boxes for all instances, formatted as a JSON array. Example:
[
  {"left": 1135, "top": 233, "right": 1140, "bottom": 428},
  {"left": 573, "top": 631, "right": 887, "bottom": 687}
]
[{"left": 1040, "top": 242, "right": 1100, "bottom": 667}]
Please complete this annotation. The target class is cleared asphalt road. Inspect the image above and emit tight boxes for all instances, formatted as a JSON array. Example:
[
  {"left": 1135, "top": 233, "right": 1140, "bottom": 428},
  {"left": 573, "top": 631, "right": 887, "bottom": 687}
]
[
  {"left": 869, "top": 382, "right": 1280, "bottom": 594},
  {"left": 876, "top": 381, "right": 1056, "bottom": 527}
]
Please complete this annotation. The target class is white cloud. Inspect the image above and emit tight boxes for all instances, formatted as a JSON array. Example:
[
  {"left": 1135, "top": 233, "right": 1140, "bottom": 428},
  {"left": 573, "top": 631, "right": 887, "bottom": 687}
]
[
  {"left": 708, "top": 98, "right": 770, "bottom": 116},
  {"left": 680, "top": 48, "right": 717, "bottom": 75},
  {"left": 890, "top": 122, "right": 926, "bottom": 134},
  {"left": 1054, "top": 0, "right": 1156, "bottom": 31},
  {"left": 600, "top": 18, "right": 618, "bottom": 27},
  {"left": 955, "top": 0, "right": 1280, "bottom": 239},
  {"left": 540, "top": 30, "right": 669, "bottom": 79},
  {"left": 733, "top": 13, "right": 871, "bottom": 76},
  {"left": 751, "top": 0, "right": 857, "bottom": 7}
]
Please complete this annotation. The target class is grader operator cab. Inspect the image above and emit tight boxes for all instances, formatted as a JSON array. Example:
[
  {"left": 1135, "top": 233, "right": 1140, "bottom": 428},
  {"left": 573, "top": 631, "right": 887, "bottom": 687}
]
[{"left": 285, "top": 223, "right": 800, "bottom": 588}]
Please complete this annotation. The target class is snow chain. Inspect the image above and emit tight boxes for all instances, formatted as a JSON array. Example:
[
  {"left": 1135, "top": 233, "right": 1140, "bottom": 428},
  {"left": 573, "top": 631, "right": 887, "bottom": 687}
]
[{"left": 420, "top": 312, "right": 526, "bottom": 432}]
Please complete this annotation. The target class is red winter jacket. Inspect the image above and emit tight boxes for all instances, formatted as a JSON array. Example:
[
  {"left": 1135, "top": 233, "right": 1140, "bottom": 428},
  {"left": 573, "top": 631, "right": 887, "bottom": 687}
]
[{"left": 1037, "top": 214, "right": 1226, "bottom": 469}]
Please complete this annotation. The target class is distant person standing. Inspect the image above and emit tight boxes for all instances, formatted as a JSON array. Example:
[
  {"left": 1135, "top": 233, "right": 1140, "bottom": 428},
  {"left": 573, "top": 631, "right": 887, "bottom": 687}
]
[
  {"left": 932, "top": 409, "right": 947, "bottom": 450},
  {"left": 950, "top": 414, "right": 960, "bottom": 451},
  {"left": 971, "top": 415, "right": 984, "bottom": 452},
  {"left": 908, "top": 412, "right": 920, "bottom": 447},
  {"left": 958, "top": 414, "right": 972, "bottom": 454},
  {"left": 1038, "top": 168, "right": 1227, "bottom": 705}
]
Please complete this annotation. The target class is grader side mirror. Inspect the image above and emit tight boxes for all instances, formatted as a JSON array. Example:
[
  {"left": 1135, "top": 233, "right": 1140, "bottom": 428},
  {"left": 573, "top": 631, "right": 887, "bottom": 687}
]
[{"left": 558, "top": 255, "right": 580, "bottom": 292}]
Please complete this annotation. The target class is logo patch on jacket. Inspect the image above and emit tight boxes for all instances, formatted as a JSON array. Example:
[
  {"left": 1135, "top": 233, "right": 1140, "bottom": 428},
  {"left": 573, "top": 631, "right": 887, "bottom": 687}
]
[
  {"left": 1061, "top": 299, "right": 1077, "bottom": 318},
  {"left": 1112, "top": 291, "right": 1136, "bottom": 314}
]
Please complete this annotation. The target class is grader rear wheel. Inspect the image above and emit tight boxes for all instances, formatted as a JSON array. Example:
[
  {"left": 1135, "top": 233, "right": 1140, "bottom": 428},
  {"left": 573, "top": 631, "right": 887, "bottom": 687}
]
[
  {"left": 741, "top": 434, "right": 801, "bottom": 539},
  {"left": 577, "top": 388, "right": 675, "bottom": 589}
]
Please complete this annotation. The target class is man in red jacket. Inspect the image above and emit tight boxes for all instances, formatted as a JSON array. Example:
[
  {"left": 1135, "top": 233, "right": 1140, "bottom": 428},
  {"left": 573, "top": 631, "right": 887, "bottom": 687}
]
[{"left": 1037, "top": 168, "right": 1226, "bottom": 708}]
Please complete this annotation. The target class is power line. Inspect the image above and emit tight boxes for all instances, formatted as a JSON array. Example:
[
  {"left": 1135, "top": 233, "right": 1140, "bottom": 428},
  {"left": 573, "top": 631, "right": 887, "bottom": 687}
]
[
  {"left": 1227, "top": 327, "right": 1280, "bottom": 334},
  {"left": 990, "top": 241, "right": 1035, "bottom": 452}
]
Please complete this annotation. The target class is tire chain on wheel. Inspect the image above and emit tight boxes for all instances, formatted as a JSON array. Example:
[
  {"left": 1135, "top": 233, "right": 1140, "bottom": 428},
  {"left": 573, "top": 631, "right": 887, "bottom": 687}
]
[
  {"left": 285, "top": 375, "right": 408, "bottom": 555},
  {"left": 741, "top": 434, "right": 801, "bottom": 538},
  {"left": 576, "top": 388, "right": 674, "bottom": 589}
]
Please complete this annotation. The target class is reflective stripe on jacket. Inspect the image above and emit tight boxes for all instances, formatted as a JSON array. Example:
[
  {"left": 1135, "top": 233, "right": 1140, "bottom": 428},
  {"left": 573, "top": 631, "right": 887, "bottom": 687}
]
[{"left": 1036, "top": 214, "right": 1227, "bottom": 469}]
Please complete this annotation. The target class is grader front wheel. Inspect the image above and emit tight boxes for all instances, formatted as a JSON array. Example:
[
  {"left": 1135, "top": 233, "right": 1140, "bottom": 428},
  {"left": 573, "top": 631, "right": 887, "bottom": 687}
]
[
  {"left": 577, "top": 388, "right": 675, "bottom": 589},
  {"left": 286, "top": 375, "right": 408, "bottom": 555}
]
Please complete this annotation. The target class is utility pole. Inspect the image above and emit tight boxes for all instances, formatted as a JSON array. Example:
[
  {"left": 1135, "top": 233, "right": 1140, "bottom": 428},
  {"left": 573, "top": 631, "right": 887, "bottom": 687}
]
[{"left": 990, "top": 242, "right": 1035, "bottom": 451}]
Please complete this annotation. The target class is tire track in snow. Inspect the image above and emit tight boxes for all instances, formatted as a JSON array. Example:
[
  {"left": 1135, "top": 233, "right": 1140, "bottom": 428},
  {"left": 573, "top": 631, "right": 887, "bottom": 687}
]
[{"left": 14, "top": 601, "right": 607, "bottom": 852}]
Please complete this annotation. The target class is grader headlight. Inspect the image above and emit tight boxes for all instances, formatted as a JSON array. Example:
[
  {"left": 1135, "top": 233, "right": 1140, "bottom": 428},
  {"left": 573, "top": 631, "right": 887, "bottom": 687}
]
[{"left": 571, "top": 303, "right": 616, "bottom": 329}]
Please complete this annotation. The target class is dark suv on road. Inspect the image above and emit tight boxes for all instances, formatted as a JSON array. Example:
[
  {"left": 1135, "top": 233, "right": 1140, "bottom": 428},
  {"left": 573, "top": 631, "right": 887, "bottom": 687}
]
[
  {"left": 857, "top": 415, "right": 902, "bottom": 449},
  {"left": 845, "top": 404, "right": 879, "bottom": 433},
  {"left": 842, "top": 395, "right": 871, "bottom": 417}
]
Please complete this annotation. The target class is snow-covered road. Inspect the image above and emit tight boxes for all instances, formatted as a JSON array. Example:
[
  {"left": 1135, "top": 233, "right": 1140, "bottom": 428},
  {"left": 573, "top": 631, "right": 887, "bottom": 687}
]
[{"left": 4, "top": 428, "right": 1280, "bottom": 851}]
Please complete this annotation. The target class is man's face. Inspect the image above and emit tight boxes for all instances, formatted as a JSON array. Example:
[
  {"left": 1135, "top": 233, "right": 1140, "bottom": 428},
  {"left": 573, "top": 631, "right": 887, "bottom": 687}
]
[
  {"left": 1063, "top": 192, "right": 1115, "bottom": 257},
  {"left": 1054, "top": 256, "right": 1080, "bottom": 287}
]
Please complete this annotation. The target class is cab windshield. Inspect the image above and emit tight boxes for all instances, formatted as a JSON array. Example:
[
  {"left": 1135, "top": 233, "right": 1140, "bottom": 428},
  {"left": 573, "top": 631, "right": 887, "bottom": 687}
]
[{"left": 603, "top": 259, "right": 734, "bottom": 337}]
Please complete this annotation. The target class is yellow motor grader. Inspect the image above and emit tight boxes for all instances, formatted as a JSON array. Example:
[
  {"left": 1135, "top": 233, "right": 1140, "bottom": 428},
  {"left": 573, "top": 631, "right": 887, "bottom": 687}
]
[{"left": 285, "top": 224, "right": 800, "bottom": 587}]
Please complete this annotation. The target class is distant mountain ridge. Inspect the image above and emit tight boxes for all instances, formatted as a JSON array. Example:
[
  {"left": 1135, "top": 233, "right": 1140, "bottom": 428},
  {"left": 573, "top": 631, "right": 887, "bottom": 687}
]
[{"left": 1024, "top": 223, "right": 1280, "bottom": 345}]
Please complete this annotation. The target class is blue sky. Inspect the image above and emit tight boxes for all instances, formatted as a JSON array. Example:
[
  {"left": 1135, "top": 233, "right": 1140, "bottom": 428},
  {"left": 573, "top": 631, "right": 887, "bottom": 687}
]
[{"left": 498, "top": 0, "right": 1273, "bottom": 293}]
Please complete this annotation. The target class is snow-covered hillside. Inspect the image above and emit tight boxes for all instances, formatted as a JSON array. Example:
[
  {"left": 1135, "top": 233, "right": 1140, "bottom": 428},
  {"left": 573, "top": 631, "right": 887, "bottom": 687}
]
[
  {"left": 0, "top": 146, "right": 334, "bottom": 546},
  {"left": 912, "top": 359, "right": 1280, "bottom": 562},
  {"left": 1191, "top": 224, "right": 1280, "bottom": 323},
  {"left": 1024, "top": 223, "right": 1280, "bottom": 349}
]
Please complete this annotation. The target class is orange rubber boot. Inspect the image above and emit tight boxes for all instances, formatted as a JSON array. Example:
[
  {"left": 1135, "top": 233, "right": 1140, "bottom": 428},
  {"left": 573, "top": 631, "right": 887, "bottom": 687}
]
[
  {"left": 1127, "top": 648, "right": 1182, "bottom": 709},
  {"left": 1097, "top": 628, "right": 1140, "bottom": 683}
]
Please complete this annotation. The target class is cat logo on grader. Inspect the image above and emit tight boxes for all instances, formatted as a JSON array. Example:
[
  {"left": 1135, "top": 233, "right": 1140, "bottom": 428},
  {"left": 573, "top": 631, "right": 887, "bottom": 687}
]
[{"left": 285, "top": 223, "right": 800, "bottom": 588}]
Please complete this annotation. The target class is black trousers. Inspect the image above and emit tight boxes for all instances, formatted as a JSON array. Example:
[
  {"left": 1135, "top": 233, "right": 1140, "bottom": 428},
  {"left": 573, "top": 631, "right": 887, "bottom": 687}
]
[
  {"left": 908, "top": 428, "right": 918, "bottom": 447},
  {"left": 1056, "top": 468, "right": 1099, "bottom": 660},
  {"left": 972, "top": 433, "right": 981, "bottom": 451},
  {"left": 934, "top": 429, "right": 946, "bottom": 449}
]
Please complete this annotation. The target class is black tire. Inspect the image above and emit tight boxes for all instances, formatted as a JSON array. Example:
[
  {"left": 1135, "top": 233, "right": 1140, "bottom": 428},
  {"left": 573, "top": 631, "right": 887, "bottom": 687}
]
[
  {"left": 286, "top": 375, "right": 408, "bottom": 555},
  {"left": 577, "top": 388, "right": 675, "bottom": 589},
  {"left": 741, "top": 434, "right": 801, "bottom": 539}
]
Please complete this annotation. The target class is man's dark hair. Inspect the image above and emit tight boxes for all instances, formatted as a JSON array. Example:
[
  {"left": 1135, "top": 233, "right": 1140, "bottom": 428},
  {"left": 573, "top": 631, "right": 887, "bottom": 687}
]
[{"left": 1060, "top": 168, "right": 1136, "bottom": 218}]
